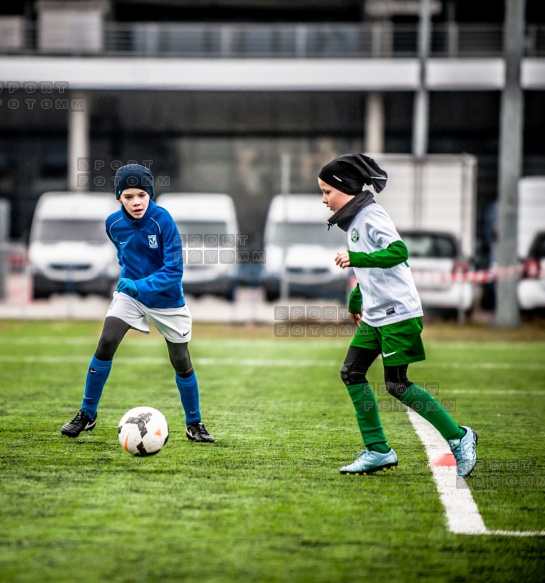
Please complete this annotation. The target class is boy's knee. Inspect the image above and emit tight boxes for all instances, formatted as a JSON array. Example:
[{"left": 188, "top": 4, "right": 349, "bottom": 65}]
[
  {"left": 167, "top": 342, "right": 192, "bottom": 376},
  {"left": 384, "top": 365, "right": 412, "bottom": 398},
  {"left": 385, "top": 381, "right": 409, "bottom": 398},
  {"left": 95, "top": 335, "right": 119, "bottom": 360},
  {"left": 340, "top": 362, "right": 368, "bottom": 386}
]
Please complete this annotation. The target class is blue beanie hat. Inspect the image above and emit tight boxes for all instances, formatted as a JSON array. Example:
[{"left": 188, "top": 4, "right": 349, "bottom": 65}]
[{"left": 115, "top": 164, "right": 155, "bottom": 199}]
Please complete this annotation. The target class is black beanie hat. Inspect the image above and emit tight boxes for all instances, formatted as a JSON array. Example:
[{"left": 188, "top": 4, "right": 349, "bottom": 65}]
[
  {"left": 115, "top": 164, "right": 155, "bottom": 200},
  {"left": 318, "top": 153, "right": 388, "bottom": 194}
]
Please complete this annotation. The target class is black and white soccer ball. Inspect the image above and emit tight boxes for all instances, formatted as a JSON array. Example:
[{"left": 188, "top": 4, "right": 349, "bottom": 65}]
[{"left": 118, "top": 406, "right": 169, "bottom": 456}]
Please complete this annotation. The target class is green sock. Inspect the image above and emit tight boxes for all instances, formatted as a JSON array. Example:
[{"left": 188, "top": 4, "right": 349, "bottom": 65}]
[
  {"left": 398, "top": 383, "right": 465, "bottom": 441},
  {"left": 346, "top": 383, "right": 390, "bottom": 453}
]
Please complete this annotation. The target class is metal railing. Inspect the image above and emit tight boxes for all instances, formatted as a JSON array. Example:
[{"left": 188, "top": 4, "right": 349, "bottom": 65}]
[{"left": 1, "top": 21, "right": 545, "bottom": 58}]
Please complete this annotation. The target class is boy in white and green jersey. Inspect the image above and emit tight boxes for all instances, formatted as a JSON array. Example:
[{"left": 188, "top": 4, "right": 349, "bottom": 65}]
[{"left": 318, "top": 153, "right": 478, "bottom": 477}]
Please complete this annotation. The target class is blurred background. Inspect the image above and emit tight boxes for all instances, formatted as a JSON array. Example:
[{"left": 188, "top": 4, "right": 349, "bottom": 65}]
[{"left": 0, "top": 0, "right": 543, "bottom": 325}]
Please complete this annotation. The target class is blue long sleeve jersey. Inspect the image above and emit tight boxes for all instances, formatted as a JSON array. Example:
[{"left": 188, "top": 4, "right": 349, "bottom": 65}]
[{"left": 106, "top": 200, "right": 185, "bottom": 308}]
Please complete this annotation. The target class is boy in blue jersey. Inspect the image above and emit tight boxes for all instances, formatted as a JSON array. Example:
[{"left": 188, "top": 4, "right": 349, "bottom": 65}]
[
  {"left": 62, "top": 164, "right": 214, "bottom": 442},
  {"left": 318, "top": 153, "right": 477, "bottom": 477}
]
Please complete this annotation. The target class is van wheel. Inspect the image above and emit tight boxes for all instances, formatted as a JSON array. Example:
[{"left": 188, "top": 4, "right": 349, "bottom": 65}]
[
  {"left": 265, "top": 289, "right": 280, "bottom": 303},
  {"left": 224, "top": 283, "right": 237, "bottom": 303},
  {"left": 32, "top": 288, "right": 50, "bottom": 300}
]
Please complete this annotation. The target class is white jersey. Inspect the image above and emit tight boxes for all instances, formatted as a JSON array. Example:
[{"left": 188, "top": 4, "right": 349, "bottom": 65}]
[{"left": 347, "top": 203, "right": 423, "bottom": 327}]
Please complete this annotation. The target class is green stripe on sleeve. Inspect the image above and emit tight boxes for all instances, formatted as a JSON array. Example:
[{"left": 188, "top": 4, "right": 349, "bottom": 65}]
[{"left": 348, "top": 240, "right": 409, "bottom": 269}]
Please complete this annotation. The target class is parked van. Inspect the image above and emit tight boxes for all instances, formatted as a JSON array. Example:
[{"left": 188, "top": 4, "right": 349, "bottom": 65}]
[
  {"left": 399, "top": 229, "right": 474, "bottom": 316},
  {"left": 517, "top": 177, "right": 545, "bottom": 312},
  {"left": 29, "top": 192, "right": 120, "bottom": 299},
  {"left": 260, "top": 194, "right": 350, "bottom": 302},
  {"left": 156, "top": 193, "right": 239, "bottom": 302}
]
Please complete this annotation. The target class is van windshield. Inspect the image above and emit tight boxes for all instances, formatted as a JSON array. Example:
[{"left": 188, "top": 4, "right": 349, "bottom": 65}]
[
  {"left": 272, "top": 222, "right": 345, "bottom": 247},
  {"left": 176, "top": 221, "right": 229, "bottom": 236},
  {"left": 34, "top": 219, "right": 107, "bottom": 243},
  {"left": 400, "top": 232, "right": 457, "bottom": 259}
]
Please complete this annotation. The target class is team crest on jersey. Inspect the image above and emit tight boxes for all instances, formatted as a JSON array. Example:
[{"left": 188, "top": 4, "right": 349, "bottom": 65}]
[
  {"left": 350, "top": 228, "right": 359, "bottom": 242},
  {"left": 148, "top": 235, "right": 158, "bottom": 248}
]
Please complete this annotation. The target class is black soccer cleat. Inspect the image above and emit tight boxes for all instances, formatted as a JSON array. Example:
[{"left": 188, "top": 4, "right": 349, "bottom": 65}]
[
  {"left": 61, "top": 409, "right": 97, "bottom": 438},
  {"left": 186, "top": 421, "right": 214, "bottom": 443}
]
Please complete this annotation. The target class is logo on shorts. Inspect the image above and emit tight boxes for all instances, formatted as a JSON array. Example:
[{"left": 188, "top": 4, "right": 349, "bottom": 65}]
[
  {"left": 148, "top": 235, "right": 158, "bottom": 248},
  {"left": 351, "top": 228, "right": 359, "bottom": 243}
]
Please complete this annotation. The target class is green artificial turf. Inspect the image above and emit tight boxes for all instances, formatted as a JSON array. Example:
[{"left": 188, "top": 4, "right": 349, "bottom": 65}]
[{"left": 0, "top": 320, "right": 544, "bottom": 582}]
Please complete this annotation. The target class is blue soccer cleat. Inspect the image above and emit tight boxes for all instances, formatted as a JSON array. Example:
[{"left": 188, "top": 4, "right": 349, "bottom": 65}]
[
  {"left": 449, "top": 426, "right": 478, "bottom": 477},
  {"left": 340, "top": 448, "right": 398, "bottom": 475}
]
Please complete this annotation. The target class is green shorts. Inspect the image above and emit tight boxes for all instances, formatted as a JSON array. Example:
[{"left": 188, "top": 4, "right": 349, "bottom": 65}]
[{"left": 350, "top": 317, "right": 426, "bottom": 366}]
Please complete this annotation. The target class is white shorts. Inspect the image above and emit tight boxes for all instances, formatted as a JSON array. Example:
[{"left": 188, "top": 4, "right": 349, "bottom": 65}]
[{"left": 106, "top": 292, "right": 192, "bottom": 343}]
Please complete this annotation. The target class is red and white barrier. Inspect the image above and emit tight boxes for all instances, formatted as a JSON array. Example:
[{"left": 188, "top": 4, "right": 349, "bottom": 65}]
[{"left": 411, "top": 264, "right": 525, "bottom": 285}]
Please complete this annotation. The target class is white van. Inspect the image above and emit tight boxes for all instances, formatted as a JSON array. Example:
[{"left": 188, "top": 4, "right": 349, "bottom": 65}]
[
  {"left": 29, "top": 192, "right": 120, "bottom": 299},
  {"left": 157, "top": 193, "right": 239, "bottom": 302},
  {"left": 517, "top": 177, "right": 545, "bottom": 312},
  {"left": 260, "top": 194, "right": 350, "bottom": 302}
]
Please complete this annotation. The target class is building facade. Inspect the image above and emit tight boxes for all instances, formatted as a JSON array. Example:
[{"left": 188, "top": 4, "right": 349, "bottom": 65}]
[{"left": 0, "top": 0, "right": 544, "bottom": 266}]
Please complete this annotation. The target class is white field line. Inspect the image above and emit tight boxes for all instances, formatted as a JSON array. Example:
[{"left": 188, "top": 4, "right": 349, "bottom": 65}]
[
  {"left": 406, "top": 409, "right": 545, "bottom": 537},
  {"left": 425, "top": 362, "right": 545, "bottom": 371},
  {"left": 0, "top": 336, "right": 544, "bottom": 350},
  {"left": 1, "top": 354, "right": 545, "bottom": 372},
  {"left": 3, "top": 354, "right": 545, "bottom": 398},
  {"left": 426, "top": 390, "right": 545, "bottom": 396},
  {"left": 0, "top": 337, "right": 347, "bottom": 347},
  {"left": 0, "top": 355, "right": 339, "bottom": 367},
  {"left": 486, "top": 529, "right": 545, "bottom": 536},
  {"left": 2, "top": 355, "right": 545, "bottom": 398},
  {"left": 406, "top": 408, "right": 488, "bottom": 535}
]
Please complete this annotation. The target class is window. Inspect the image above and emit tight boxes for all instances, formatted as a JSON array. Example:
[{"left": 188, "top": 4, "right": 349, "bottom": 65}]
[
  {"left": 34, "top": 219, "right": 107, "bottom": 243},
  {"left": 272, "top": 222, "right": 344, "bottom": 247},
  {"left": 401, "top": 233, "right": 457, "bottom": 258}
]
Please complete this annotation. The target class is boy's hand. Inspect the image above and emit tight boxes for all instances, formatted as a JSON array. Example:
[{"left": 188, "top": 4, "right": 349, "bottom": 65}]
[
  {"left": 117, "top": 278, "right": 137, "bottom": 297},
  {"left": 349, "top": 311, "right": 362, "bottom": 326},
  {"left": 335, "top": 251, "right": 351, "bottom": 269}
]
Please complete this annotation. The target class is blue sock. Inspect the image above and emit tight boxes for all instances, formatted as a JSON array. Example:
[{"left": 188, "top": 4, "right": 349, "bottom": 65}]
[
  {"left": 175, "top": 371, "right": 201, "bottom": 425},
  {"left": 81, "top": 355, "right": 112, "bottom": 418}
]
